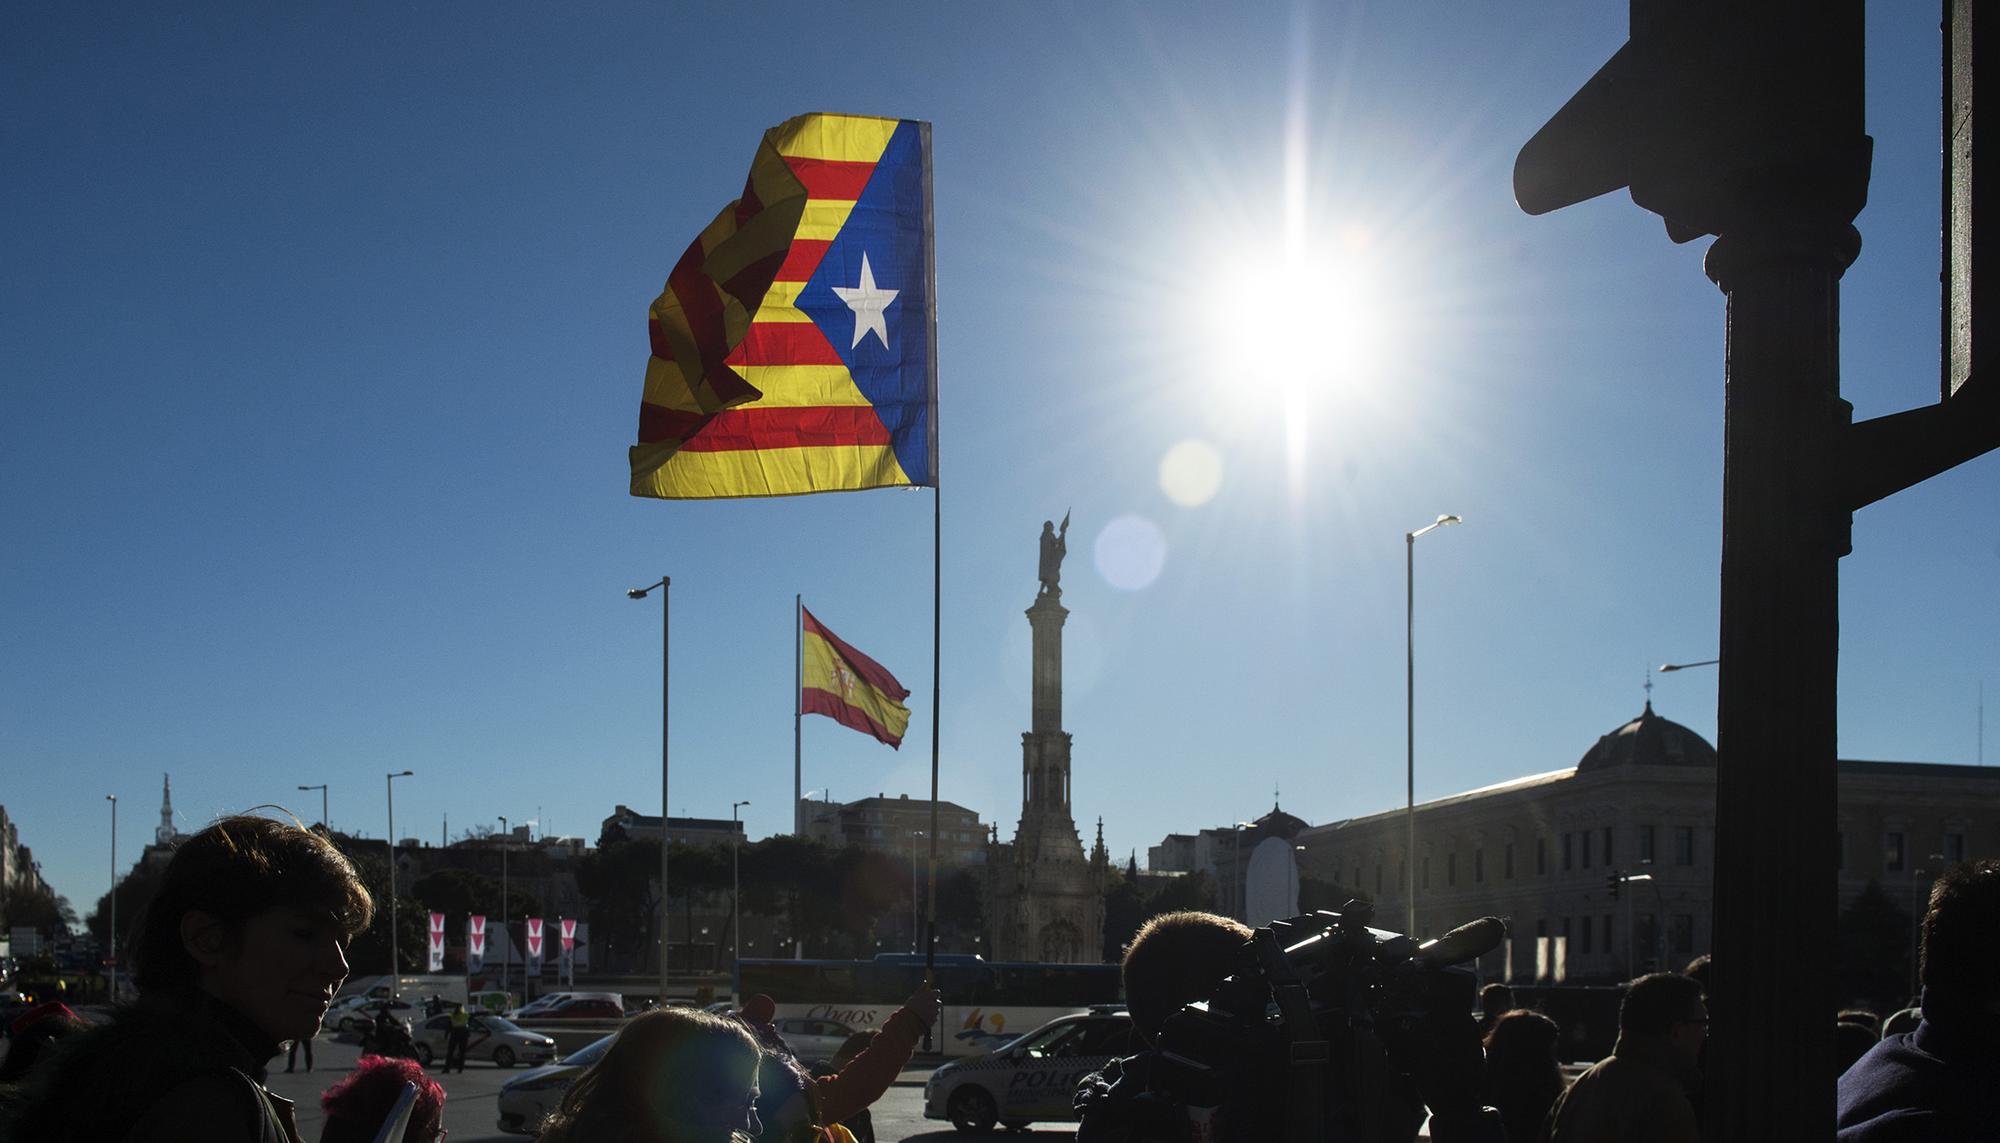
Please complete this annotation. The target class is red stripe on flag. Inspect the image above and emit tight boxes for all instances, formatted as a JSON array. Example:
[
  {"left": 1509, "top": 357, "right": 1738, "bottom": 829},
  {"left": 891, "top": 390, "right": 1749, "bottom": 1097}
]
[
  {"left": 801, "top": 606, "right": 912, "bottom": 699},
  {"left": 677, "top": 406, "right": 890, "bottom": 453},
  {"left": 784, "top": 157, "right": 877, "bottom": 201},
  {"left": 772, "top": 240, "right": 831, "bottom": 282},
  {"left": 637, "top": 404, "right": 716, "bottom": 445},
  {"left": 729, "top": 321, "right": 843, "bottom": 365},
  {"left": 801, "top": 687, "right": 904, "bottom": 749}
]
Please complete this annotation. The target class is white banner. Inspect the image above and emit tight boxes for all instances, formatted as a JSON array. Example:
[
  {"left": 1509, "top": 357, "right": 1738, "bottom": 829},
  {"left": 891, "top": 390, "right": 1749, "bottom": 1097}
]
[
  {"left": 427, "top": 912, "right": 445, "bottom": 973},
  {"left": 525, "top": 917, "right": 545, "bottom": 977},
  {"left": 467, "top": 914, "right": 487, "bottom": 973}
]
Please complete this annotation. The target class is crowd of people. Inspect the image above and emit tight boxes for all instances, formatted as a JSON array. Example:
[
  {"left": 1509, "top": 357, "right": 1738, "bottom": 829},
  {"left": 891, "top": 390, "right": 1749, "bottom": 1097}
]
[{"left": 0, "top": 811, "right": 1991, "bottom": 1141}]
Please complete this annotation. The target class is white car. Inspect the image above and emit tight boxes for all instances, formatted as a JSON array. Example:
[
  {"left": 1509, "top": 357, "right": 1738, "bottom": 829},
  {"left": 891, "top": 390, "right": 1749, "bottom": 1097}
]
[
  {"left": 496, "top": 1032, "right": 615, "bottom": 1135},
  {"left": 773, "top": 1016, "right": 859, "bottom": 1063},
  {"left": 923, "top": 1009, "right": 1133, "bottom": 1134},
  {"left": 411, "top": 1012, "right": 555, "bottom": 1069}
]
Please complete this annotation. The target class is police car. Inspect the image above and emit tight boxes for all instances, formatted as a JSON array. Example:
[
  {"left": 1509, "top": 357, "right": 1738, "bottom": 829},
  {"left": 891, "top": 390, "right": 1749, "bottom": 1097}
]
[{"left": 923, "top": 1007, "right": 1133, "bottom": 1133}]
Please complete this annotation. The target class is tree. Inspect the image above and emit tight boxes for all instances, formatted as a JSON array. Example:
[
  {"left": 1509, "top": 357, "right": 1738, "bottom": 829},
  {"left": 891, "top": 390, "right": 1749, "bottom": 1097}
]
[
  {"left": 575, "top": 837, "right": 662, "bottom": 973},
  {"left": 1838, "top": 879, "right": 1914, "bottom": 1011},
  {"left": 411, "top": 868, "right": 540, "bottom": 923},
  {"left": 1, "top": 882, "right": 73, "bottom": 939},
  {"left": 85, "top": 859, "right": 170, "bottom": 957}
]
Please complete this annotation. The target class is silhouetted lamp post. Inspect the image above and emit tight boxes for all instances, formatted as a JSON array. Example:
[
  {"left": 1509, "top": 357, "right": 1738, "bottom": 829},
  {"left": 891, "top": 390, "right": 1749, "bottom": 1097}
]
[{"left": 1406, "top": 513, "right": 1461, "bottom": 936}]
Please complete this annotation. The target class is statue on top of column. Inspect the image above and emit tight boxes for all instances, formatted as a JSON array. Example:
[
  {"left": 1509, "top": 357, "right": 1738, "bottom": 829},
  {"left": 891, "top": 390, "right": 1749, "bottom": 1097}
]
[{"left": 1037, "top": 510, "right": 1070, "bottom": 596}]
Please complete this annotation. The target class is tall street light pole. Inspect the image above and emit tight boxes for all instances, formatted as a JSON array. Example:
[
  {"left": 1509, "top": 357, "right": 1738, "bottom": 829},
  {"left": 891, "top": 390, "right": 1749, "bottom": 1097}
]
[
  {"left": 386, "top": 770, "right": 414, "bottom": 999},
  {"left": 627, "top": 576, "right": 670, "bottom": 1004},
  {"left": 1406, "top": 513, "right": 1461, "bottom": 936},
  {"left": 298, "top": 784, "right": 328, "bottom": 830},
  {"left": 499, "top": 815, "right": 511, "bottom": 998},
  {"left": 105, "top": 794, "right": 117, "bottom": 1000},
  {"left": 732, "top": 800, "right": 750, "bottom": 987}
]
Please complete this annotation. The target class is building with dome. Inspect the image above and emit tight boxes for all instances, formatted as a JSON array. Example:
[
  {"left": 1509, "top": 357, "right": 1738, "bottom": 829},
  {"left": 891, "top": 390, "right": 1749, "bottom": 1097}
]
[
  {"left": 1148, "top": 800, "right": 1312, "bottom": 923},
  {"left": 1293, "top": 703, "right": 2000, "bottom": 986}
]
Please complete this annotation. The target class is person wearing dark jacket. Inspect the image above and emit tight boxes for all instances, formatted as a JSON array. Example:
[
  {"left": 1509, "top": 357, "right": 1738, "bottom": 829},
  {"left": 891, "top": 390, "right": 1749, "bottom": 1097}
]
[
  {"left": 0, "top": 815, "right": 372, "bottom": 1143},
  {"left": 1544, "top": 972, "right": 1706, "bottom": 1143},
  {"left": 1837, "top": 858, "right": 2000, "bottom": 1141}
]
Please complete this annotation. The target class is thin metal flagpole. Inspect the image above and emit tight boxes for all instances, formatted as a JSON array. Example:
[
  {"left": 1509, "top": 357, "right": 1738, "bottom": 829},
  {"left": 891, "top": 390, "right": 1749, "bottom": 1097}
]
[
  {"left": 920, "top": 118, "right": 942, "bottom": 996},
  {"left": 795, "top": 594, "right": 803, "bottom": 835}
]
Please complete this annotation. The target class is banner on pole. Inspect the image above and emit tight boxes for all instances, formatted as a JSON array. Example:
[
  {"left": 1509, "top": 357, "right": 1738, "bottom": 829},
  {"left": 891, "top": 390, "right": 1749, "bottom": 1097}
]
[
  {"left": 467, "top": 915, "right": 487, "bottom": 973},
  {"left": 427, "top": 913, "right": 445, "bottom": 973},
  {"left": 526, "top": 917, "right": 545, "bottom": 977},
  {"left": 559, "top": 917, "right": 577, "bottom": 984}
]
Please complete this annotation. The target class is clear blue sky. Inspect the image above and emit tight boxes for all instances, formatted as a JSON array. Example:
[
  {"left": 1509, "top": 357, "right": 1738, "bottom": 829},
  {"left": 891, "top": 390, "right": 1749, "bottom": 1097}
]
[{"left": 6, "top": 2, "right": 1994, "bottom": 914}]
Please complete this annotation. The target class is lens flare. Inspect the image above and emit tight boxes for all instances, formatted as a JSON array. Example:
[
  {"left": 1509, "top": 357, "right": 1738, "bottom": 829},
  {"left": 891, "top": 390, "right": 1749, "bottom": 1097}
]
[
  {"left": 1094, "top": 515, "right": 1167, "bottom": 591},
  {"left": 1159, "top": 439, "right": 1224, "bottom": 507}
]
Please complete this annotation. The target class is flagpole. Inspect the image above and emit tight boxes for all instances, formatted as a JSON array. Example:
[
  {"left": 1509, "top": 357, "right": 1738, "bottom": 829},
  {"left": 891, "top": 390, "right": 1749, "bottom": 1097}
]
[
  {"left": 794, "top": 593, "right": 803, "bottom": 836},
  {"left": 920, "top": 119, "right": 942, "bottom": 999}
]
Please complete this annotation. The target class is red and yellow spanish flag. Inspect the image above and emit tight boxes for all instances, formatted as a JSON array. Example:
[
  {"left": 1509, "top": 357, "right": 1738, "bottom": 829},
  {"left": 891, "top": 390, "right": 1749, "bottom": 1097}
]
[
  {"left": 800, "top": 605, "right": 912, "bottom": 749},
  {"left": 632, "top": 113, "right": 937, "bottom": 499}
]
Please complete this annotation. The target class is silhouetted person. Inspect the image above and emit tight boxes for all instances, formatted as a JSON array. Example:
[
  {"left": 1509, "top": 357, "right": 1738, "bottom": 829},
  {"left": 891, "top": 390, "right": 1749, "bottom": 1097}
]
[
  {"left": 0, "top": 814, "right": 372, "bottom": 1143},
  {"left": 1477, "top": 983, "right": 1516, "bottom": 1035},
  {"left": 1544, "top": 972, "right": 1706, "bottom": 1143},
  {"left": 1838, "top": 859, "right": 2000, "bottom": 1140},
  {"left": 1482, "top": 1010, "right": 1563, "bottom": 1143},
  {"left": 285, "top": 1027, "right": 313, "bottom": 1073}
]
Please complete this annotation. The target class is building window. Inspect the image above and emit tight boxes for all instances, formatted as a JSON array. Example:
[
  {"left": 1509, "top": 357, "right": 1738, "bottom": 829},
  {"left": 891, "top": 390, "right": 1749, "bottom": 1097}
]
[
  {"left": 1579, "top": 916, "right": 1593, "bottom": 954},
  {"left": 1884, "top": 832, "right": 1906, "bottom": 873},
  {"left": 1581, "top": 830, "right": 1592, "bottom": 869},
  {"left": 1945, "top": 832, "right": 1965, "bottom": 864},
  {"left": 1671, "top": 914, "right": 1695, "bottom": 955},
  {"left": 1639, "top": 825, "right": 1656, "bottom": 863},
  {"left": 1674, "top": 826, "right": 1696, "bottom": 866},
  {"left": 1537, "top": 838, "right": 1548, "bottom": 875},
  {"left": 1603, "top": 826, "right": 1615, "bottom": 865},
  {"left": 1536, "top": 918, "right": 1548, "bottom": 939},
  {"left": 1637, "top": 914, "right": 1659, "bottom": 965},
  {"left": 1562, "top": 834, "right": 1574, "bottom": 872},
  {"left": 1475, "top": 847, "right": 1485, "bottom": 883},
  {"left": 1561, "top": 917, "right": 1572, "bottom": 953},
  {"left": 1604, "top": 914, "right": 1614, "bottom": 956}
]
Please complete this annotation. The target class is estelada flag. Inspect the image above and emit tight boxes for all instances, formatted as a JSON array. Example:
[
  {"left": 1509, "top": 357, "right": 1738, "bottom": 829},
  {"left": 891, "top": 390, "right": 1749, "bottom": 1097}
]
[
  {"left": 801, "top": 605, "right": 912, "bottom": 748},
  {"left": 631, "top": 114, "right": 937, "bottom": 499}
]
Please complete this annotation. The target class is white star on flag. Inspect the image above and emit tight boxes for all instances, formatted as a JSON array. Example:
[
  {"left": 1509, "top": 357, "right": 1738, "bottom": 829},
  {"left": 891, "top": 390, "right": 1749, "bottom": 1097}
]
[{"left": 831, "top": 252, "right": 899, "bottom": 350}]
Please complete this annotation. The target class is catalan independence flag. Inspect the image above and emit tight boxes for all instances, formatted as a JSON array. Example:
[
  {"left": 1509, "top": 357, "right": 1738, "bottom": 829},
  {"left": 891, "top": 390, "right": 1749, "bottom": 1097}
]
[
  {"left": 631, "top": 114, "right": 937, "bottom": 499},
  {"left": 801, "top": 605, "right": 912, "bottom": 749}
]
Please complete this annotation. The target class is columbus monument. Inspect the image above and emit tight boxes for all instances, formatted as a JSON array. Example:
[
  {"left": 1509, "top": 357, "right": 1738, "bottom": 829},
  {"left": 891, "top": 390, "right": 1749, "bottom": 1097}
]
[{"left": 987, "top": 512, "right": 1108, "bottom": 962}]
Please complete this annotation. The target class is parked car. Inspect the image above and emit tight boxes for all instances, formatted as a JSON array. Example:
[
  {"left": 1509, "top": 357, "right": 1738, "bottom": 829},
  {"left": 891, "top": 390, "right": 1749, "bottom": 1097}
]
[
  {"left": 410, "top": 1012, "right": 555, "bottom": 1069},
  {"left": 496, "top": 1032, "right": 615, "bottom": 1135},
  {"left": 325, "top": 995, "right": 416, "bottom": 1034},
  {"left": 527, "top": 996, "right": 625, "bottom": 1022},
  {"left": 506, "top": 991, "right": 622, "bottom": 1020},
  {"left": 773, "top": 1016, "right": 859, "bottom": 1063},
  {"left": 924, "top": 1008, "right": 1133, "bottom": 1134}
]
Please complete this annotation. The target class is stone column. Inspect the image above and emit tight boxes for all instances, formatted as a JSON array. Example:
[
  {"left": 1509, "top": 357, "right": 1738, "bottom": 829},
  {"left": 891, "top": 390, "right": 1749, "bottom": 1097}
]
[{"left": 1027, "top": 592, "right": 1067, "bottom": 735}]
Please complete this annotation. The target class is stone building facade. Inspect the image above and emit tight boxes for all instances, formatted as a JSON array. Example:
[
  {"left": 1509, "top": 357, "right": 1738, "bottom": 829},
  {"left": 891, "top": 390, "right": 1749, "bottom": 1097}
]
[{"left": 1295, "top": 703, "right": 2000, "bottom": 985}]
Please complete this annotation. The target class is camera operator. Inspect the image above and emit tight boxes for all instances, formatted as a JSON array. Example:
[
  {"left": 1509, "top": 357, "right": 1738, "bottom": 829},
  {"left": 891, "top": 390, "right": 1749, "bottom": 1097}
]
[{"left": 1075, "top": 910, "right": 1503, "bottom": 1143}]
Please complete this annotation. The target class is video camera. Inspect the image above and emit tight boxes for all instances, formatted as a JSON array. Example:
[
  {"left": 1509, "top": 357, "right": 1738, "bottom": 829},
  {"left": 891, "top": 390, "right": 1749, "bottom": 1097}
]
[{"left": 1149, "top": 901, "right": 1505, "bottom": 1143}]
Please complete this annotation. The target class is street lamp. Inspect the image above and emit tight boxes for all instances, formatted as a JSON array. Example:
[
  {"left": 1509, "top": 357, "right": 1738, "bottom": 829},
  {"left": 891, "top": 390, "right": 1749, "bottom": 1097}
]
[
  {"left": 386, "top": 770, "right": 414, "bottom": 999},
  {"left": 627, "top": 575, "right": 670, "bottom": 1004},
  {"left": 1406, "top": 513, "right": 1462, "bottom": 936},
  {"left": 105, "top": 794, "right": 117, "bottom": 1000},
  {"left": 1658, "top": 660, "right": 1719, "bottom": 673},
  {"left": 298, "top": 784, "right": 328, "bottom": 830},
  {"left": 732, "top": 800, "right": 750, "bottom": 990},
  {"left": 1232, "top": 822, "right": 1254, "bottom": 922},
  {"left": 910, "top": 830, "right": 927, "bottom": 951},
  {"left": 499, "top": 815, "right": 511, "bottom": 998}
]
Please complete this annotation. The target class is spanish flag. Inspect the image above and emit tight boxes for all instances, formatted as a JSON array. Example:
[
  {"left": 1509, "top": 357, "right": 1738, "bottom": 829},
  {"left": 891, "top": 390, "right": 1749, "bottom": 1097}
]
[
  {"left": 801, "top": 605, "right": 912, "bottom": 749},
  {"left": 632, "top": 113, "right": 937, "bottom": 499}
]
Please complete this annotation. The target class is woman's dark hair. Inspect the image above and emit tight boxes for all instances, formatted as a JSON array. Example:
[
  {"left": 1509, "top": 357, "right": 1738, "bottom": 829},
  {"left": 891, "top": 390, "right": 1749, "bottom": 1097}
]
[
  {"left": 129, "top": 814, "right": 373, "bottom": 994},
  {"left": 319, "top": 1055, "right": 445, "bottom": 1143},
  {"left": 1919, "top": 859, "right": 2000, "bottom": 1001},
  {"left": 1481, "top": 1009, "right": 1564, "bottom": 1143},
  {"left": 538, "top": 1007, "right": 761, "bottom": 1143}
]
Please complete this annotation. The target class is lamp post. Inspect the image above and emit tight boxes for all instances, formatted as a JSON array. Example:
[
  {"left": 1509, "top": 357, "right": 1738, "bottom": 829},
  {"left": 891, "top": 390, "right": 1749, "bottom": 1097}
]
[
  {"left": 1909, "top": 852, "right": 1946, "bottom": 1002},
  {"left": 1406, "top": 513, "right": 1462, "bottom": 936},
  {"left": 627, "top": 575, "right": 670, "bottom": 1004},
  {"left": 909, "top": 830, "right": 925, "bottom": 951},
  {"left": 1232, "top": 822, "right": 1254, "bottom": 921},
  {"left": 732, "top": 800, "right": 750, "bottom": 989},
  {"left": 105, "top": 794, "right": 117, "bottom": 1000},
  {"left": 386, "top": 770, "right": 414, "bottom": 998},
  {"left": 298, "top": 784, "right": 328, "bottom": 830},
  {"left": 499, "top": 815, "right": 511, "bottom": 997}
]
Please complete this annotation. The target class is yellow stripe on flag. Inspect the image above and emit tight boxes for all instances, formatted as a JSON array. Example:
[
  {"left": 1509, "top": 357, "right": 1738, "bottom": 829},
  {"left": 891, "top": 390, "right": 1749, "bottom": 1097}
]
[
  {"left": 736, "top": 365, "right": 872, "bottom": 407},
  {"left": 751, "top": 279, "right": 816, "bottom": 323},
  {"left": 773, "top": 114, "right": 901, "bottom": 163},
  {"left": 630, "top": 441, "right": 913, "bottom": 500},
  {"left": 795, "top": 199, "right": 860, "bottom": 243}
]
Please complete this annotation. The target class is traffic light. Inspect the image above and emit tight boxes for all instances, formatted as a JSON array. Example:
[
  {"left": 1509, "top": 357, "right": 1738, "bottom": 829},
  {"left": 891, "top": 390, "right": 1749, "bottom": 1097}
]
[
  {"left": 1607, "top": 872, "right": 1623, "bottom": 900},
  {"left": 1514, "top": 0, "right": 1867, "bottom": 243}
]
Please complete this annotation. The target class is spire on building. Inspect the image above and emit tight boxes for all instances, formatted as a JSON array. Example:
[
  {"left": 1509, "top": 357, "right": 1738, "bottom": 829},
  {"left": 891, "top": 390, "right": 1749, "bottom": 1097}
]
[{"left": 156, "top": 773, "right": 176, "bottom": 845}]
